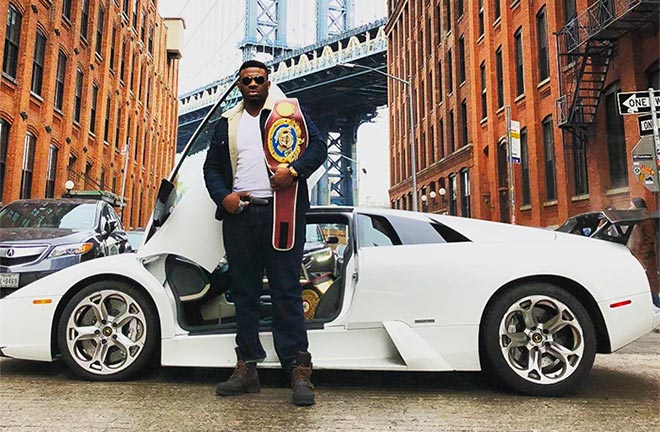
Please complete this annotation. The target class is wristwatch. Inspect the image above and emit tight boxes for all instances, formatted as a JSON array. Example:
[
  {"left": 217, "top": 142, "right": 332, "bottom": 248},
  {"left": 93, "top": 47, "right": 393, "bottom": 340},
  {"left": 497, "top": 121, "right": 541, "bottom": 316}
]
[{"left": 288, "top": 165, "right": 299, "bottom": 178}]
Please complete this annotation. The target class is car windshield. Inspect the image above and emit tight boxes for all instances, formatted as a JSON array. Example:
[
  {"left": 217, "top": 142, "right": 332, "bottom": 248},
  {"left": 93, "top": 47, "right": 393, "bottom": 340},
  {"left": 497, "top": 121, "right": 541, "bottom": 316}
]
[
  {"left": 127, "top": 231, "right": 145, "bottom": 249},
  {"left": 0, "top": 201, "right": 97, "bottom": 230},
  {"left": 306, "top": 225, "right": 324, "bottom": 243}
]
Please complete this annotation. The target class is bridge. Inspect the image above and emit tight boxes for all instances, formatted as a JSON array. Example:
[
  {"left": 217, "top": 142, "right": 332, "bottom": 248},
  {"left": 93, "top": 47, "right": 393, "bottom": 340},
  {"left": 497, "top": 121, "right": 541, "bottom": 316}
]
[{"left": 176, "top": 0, "right": 387, "bottom": 205}]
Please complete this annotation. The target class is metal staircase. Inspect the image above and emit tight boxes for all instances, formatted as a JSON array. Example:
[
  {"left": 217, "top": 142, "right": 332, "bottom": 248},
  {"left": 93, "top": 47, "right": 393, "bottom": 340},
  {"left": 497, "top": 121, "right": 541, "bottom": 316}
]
[{"left": 556, "top": 0, "right": 660, "bottom": 135}]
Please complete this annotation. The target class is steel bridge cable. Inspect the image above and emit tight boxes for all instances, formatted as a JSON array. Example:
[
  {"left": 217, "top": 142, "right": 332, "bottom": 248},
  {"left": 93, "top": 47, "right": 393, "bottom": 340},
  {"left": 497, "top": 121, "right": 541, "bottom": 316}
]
[
  {"left": 177, "top": 0, "right": 193, "bottom": 16},
  {"left": 182, "top": 1, "right": 219, "bottom": 48},
  {"left": 196, "top": 14, "right": 246, "bottom": 79}
]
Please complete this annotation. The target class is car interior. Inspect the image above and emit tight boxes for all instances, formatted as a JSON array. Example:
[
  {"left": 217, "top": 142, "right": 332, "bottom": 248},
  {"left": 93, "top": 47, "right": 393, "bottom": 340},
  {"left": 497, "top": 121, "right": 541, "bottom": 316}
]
[{"left": 163, "top": 214, "right": 352, "bottom": 332}]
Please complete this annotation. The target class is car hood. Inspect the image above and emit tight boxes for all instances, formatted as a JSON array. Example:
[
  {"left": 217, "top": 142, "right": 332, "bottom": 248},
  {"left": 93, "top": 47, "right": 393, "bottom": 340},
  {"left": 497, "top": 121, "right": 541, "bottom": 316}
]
[{"left": 0, "top": 228, "right": 92, "bottom": 244}]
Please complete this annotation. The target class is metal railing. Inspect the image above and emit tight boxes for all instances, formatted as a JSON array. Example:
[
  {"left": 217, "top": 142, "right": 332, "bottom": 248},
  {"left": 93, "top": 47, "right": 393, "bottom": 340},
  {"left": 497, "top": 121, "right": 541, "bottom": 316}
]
[{"left": 557, "top": 0, "right": 653, "bottom": 55}]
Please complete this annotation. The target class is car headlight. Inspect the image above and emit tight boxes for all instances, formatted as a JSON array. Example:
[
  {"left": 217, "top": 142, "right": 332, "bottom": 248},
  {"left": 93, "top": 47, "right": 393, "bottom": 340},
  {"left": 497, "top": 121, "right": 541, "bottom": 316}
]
[
  {"left": 310, "top": 248, "right": 333, "bottom": 263},
  {"left": 48, "top": 242, "right": 94, "bottom": 258}
]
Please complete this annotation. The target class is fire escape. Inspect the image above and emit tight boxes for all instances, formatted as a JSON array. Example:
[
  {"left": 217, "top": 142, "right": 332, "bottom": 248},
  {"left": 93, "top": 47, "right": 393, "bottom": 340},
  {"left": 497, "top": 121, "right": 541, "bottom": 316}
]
[{"left": 556, "top": 0, "right": 660, "bottom": 136}]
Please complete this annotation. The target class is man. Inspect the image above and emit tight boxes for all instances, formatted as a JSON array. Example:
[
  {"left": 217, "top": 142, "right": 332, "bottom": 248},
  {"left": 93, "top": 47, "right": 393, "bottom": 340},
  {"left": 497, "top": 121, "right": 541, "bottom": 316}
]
[
  {"left": 203, "top": 60, "right": 326, "bottom": 406},
  {"left": 628, "top": 197, "right": 660, "bottom": 308}
]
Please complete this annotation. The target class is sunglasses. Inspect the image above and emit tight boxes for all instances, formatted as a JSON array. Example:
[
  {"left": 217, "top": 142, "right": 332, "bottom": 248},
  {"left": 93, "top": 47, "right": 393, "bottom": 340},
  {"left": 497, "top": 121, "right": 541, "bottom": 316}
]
[{"left": 240, "top": 76, "right": 266, "bottom": 86}]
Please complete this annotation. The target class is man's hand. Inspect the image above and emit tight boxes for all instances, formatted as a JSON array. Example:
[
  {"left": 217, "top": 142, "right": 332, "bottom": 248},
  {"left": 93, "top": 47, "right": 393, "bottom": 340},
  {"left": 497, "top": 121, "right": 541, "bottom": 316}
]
[
  {"left": 270, "top": 165, "right": 295, "bottom": 191},
  {"left": 222, "top": 191, "right": 251, "bottom": 214}
]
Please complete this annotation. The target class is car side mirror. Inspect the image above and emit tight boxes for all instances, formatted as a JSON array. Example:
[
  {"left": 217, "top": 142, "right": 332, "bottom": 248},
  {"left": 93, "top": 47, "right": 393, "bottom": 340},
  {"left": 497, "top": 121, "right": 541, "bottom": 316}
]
[
  {"left": 326, "top": 236, "right": 339, "bottom": 245},
  {"left": 103, "top": 219, "right": 118, "bottom": 237}
]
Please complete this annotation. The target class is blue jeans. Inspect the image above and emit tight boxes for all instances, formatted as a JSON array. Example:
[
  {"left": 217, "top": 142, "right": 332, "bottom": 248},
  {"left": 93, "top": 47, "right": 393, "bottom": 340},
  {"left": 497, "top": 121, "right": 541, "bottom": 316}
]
[{"left": 222, "top": 201, "right": 308, "bottom": 370}]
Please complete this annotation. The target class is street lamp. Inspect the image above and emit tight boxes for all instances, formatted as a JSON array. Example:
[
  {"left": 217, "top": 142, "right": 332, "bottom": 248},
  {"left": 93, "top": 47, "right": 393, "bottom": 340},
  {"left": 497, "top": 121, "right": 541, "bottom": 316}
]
[{"left": 341, "top": 62, "right": 418, "bottom": 211}]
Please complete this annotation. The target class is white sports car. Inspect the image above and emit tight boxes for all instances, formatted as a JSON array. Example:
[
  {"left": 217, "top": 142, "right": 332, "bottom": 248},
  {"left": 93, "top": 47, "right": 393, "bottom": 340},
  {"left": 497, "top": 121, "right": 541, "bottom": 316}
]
[{"left": 1, "top": 84, "right": 658, "bottom": 397}]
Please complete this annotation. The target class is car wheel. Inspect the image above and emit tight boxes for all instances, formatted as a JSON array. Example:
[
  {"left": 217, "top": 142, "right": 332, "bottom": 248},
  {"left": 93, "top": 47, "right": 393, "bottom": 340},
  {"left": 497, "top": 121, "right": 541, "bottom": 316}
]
[
  {"left": 57, "top": 280, "right": 158, "bottom": 381},
  {"left": 482, "top": 282, "right": 596, "bottom": 396}
]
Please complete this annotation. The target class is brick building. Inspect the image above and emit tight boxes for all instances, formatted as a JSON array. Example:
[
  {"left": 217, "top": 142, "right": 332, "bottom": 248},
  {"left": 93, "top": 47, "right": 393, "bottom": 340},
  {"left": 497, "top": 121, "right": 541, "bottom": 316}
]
[
  {"left": 0, "top": 0, "right": 183, "bottom": 229},
  {"left": 386, "top": 0, "right": 659, "bottom": 227}
]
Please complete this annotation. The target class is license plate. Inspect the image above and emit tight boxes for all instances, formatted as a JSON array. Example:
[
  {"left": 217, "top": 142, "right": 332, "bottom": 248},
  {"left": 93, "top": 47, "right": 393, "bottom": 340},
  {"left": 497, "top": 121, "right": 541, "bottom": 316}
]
[{"left": 0, "top": 273, "right": 19, "bottom": 288}]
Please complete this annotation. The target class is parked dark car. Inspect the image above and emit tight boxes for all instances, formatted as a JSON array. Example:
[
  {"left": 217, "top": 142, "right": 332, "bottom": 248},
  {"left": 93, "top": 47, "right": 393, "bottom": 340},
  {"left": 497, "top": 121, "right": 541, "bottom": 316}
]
[
  {"left": 556, "top": 208, "right": 653, "bottom": 244},
  {"left": 0, "top": 199, "right": 130, "bottom": 297}
]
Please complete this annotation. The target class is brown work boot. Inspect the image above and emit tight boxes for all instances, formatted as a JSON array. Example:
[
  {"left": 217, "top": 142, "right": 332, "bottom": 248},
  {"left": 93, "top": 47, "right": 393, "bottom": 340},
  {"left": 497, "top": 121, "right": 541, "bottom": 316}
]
[
  {"left": 290, "top": 351, "right": 315, "bottom": 406},
  {"left": 215, "top": 348, "right": 260, "bottom": 396}
]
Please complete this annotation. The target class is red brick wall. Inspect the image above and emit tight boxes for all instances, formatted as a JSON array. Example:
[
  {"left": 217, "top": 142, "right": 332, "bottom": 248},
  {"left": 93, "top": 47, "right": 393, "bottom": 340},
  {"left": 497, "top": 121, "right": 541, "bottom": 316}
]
[
  {"left": 386, "top": 0, "right": 659, "bottom": 227},
  {"left": 0, "top": 0, "right": 180, "bottom": 229}
]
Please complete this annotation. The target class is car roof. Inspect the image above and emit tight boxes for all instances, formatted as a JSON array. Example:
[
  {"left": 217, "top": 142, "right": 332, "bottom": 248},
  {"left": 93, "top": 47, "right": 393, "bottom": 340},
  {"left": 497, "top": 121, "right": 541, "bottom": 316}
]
[{"left": 5, "top": 198, "right": 101, "bottom": 206}]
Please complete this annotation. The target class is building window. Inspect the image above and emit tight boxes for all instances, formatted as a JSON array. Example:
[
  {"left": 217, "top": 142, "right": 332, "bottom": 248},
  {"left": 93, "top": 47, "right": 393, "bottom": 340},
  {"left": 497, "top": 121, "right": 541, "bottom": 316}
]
[
  {"left": 460, "top": 169, "right": 470, "bottom": 217},
  {"left": 81, "top": 0, "right": 90, "bottom": 41},
  {"left": 439, "top": 119, "right": 445, "bottom": 159},
  {"left": 458, "top": 0, "right": 464, "bottom": 18},
  {"left": 100, "top": 168, "right": 106, "bottom": 190},
  {"left": 480, "top": 61, "right": 487, "bottom": 119},
  {"left": 96, "top": 7, "right": 105, "bottom": 55},
  {"left": 110, "top": 28, "right": 117, "bottom": 71},
  {"left": 460, "top": 100, "right": 468, "bottom": 147},
  {"left": 647, "top": 61, "right": 660, "bottom": 88},
  {"left": 115, "top": 106, "right": 122, "bottom": 149},
  {"left": 141, "top": 12, "right": 146, "bottom": 42},
  {"left": 74, "top": 69, "right": 83, "bottom": 124},
  {"left": 521, "top": 128, "right": 530, "bottom": 205},
  {"left": 494, "top": 0, "right": 501, "bottom": 21},
  {"left": 54, "top": 51, "right": 67, "bottom": 111},
  {"left": 0, "top": 119, "right": 9, "bottom": 202},
  {"left": 572, "top": 133, "right": 589, "bottom": 196},
  {"left": 563, "top": 0, "right": 577, "bottom": 24},
  {"left": 62, "top": 0, "right": 72, "bottom": 21},
  {"left": 45, "top": 145, "right": 58, "bottom": 198},
  {"left": 20, "top": 133, "right": 36, "bottom": 199},
  {"left": 514, "top": 28, "right": 524, "bottom": 96},
  {"left": 3, "top": 5, "right": 22, "bottom": 79},
  {"left": 148, "top": 26, "right": 154, "bottom": 55},
  {"left": 537, "top": 7, "right": 549, "bottom": 81},
  {"left": 90, "top": 85, "right": 99, "bottom": 134},
  {"left": 604, "top": 85, "right": 628, "bottom": 188},
  {"left": 496, "top": 47, "right": 504, "bottom": 108},
  {"left": 458, "top": 36, "right": 466, "bottom": 84},
  {"left": 104, "top": 96, "right": 111, "bottom": 142},
  {"left": 447, "top": 49, "right": 453, "bottom": 94},
  {"left": 542, "top": 116, "right": 557, "bottom": 201},
  {"left": 445, "top": 0, "right": 451, "bottom": 32},
  {"left": 132, "top": 0, "right": 138, "bottom": 29},
  {"left": 448, "top": 174, "right": 457, "bottom": 215},
  {"left": 120, "top": 41, "right": 127, "bottom": 82},
  {"left": 478, "top": 0, "right": 485, "bottom": 37},
  {"left": 437, "top": 60, "right": 443, "bottom": 102},
  {"left": 31, "top": 31, "right": 46, "bottom": 96},
  {"left": 449, "top": 110, "right": 455, "bottom": 153}
]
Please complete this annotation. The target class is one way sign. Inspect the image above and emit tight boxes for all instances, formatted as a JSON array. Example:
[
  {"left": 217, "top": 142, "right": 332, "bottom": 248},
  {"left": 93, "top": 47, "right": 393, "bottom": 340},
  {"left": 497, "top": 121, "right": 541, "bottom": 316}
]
[
  {"left": 617, "top": 90, "right": 660, "bottom": 115},
  {"left": 639, "top": 114, "right": 660, "bottom": 136}
]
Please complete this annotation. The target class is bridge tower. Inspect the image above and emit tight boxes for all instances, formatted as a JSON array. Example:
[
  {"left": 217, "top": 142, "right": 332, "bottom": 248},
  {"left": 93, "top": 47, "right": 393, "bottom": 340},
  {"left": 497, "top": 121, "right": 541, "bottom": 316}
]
[
  {"left": 240, "top": 0, "right": 289, "bottom": 60},
  {"left": 240, "top": 0, "right": 364, "bottom": 206}
]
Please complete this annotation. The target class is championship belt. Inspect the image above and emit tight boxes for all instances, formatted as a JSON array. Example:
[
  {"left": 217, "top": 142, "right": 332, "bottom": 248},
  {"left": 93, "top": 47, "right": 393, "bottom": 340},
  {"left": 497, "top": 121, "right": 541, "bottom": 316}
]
[{"left": 264, "top": 98, "right": 308, "bottom": 251}]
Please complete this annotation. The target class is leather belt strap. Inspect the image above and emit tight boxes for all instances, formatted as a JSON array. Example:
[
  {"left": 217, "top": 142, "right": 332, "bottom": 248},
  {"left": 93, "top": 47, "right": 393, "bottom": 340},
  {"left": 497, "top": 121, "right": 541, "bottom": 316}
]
[{"left": 263, "top": 98, "right": 308, "bottom": 251}]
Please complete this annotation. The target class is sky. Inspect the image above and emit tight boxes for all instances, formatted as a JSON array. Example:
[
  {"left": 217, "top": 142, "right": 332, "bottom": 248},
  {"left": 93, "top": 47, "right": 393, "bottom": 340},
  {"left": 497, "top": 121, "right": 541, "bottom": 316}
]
[{"left": 158, "top": 0, "right": 390, "bottom": 207}]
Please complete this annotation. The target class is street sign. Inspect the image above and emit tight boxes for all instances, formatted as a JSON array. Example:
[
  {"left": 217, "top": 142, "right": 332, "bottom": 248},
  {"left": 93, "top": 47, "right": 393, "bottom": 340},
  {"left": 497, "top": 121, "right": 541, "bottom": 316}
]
[
  {"left": 510, "top": 120, "right": 521, "bottom": 164},
  {"left": 631, "top": 135, "right": 660, "bottom": 192},
  {"left": 617, "top": 90, "right": 660, "bottom": 115},
  {"left": 638, "top": 113, "right": 660, "bottom": 136}
]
